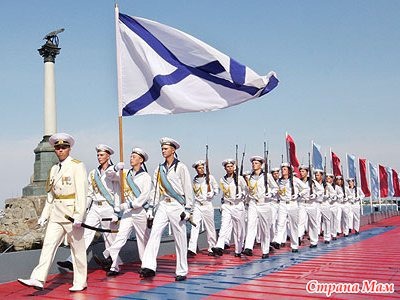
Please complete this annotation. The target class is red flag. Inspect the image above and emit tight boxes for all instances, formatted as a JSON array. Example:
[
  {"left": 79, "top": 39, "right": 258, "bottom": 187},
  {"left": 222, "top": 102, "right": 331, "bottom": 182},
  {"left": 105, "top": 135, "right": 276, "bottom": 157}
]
[
  {"left": 379, "top": 165, "right": 388, "bottom": 198},
  {"left": 285, "top": 133, "right": 300, "bottom": 176},
  {"left": 331, "top": 151, "right": 342, "bottom": 177},
  {"left": 392, "top": 169, "right": 400, "bottom": 197},
  {"left": 358, "top": 158, "right": 371, "bottom": 197}
]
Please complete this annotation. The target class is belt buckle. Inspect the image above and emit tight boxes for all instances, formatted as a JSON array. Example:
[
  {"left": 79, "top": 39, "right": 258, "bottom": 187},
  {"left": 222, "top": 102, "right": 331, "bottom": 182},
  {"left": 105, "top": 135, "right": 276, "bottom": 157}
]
[
  {"left": 165, "top": 198, "right": 171, "bottom": 203},
  {"left": 97, "top": 201, "right": 103, "bottom": 206},
  {"left": 286, "top": 201, "right": 290, "bottom": 204}
]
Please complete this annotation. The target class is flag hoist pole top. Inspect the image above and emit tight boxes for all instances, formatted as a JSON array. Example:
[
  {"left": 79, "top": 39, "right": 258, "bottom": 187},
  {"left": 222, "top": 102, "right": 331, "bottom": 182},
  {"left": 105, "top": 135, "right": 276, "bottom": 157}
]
[{"left": 115, "top": 3, "right": 125, "bottom": 203}]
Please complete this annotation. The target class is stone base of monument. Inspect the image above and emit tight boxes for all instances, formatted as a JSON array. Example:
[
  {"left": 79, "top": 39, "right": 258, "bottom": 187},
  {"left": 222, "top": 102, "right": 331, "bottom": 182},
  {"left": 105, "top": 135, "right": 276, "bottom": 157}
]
[{"left": 0, "top": 196, "right": 47, "bottom": 252}]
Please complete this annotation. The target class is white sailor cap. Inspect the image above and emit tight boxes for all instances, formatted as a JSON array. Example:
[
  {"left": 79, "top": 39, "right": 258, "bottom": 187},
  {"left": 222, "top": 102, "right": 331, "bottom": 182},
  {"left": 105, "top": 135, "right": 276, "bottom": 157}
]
[
  {"left": 346, "top": 177, "right": 355, "bottom": 182},
  {"left": 131, "top": 147, "right": 148, "bottom": 162},
  {"left": 243, "top": 170, "right": 251, "bottom": 176},
  {"left": 49, "top": 132, "right": 75, "bottom": 147},
  {"left": 281, "top": 162, "right": 292, "bottom": 169},
  {"left": 249, "top": 156, "right": 265, "bottom": 163},
  {"left": 313, "top": 168, "right": 324, "bottom": 174},
  {"left": 335, "top": 175, "right": 343, "bottom": 179},
  {"left": 192, "top": 160, "right": 205, "bottom": 169},
  {"left": 326, "top": 173, "right": 334, "bottom": 178},
  {"left": 222, "top": 159, "right": 236, "bottom": 167},
  {"left": 270, "top": 167, "right": 280, "bottom": 173},
  {"left": 299, "top": 165, "right": 309, "bottom": 171},
  {"left": 160, "top": 137, "right": 180, "bottom": 149},
  {"left": 96, "top": 144, "right": 114, "bottom": 155}
]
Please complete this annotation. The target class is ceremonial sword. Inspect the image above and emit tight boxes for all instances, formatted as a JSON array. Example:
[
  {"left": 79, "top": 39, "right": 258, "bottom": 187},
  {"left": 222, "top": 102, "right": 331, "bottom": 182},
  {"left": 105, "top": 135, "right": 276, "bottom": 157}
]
[{"left": 64, "top": 215, "right": 118, "bottom": 233}]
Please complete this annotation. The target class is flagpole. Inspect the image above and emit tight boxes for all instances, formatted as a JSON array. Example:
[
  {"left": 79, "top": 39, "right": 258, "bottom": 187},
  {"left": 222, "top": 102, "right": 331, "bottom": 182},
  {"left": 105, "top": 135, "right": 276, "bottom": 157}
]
[
  {"left": 115, "top": 3, "right": 125, "bottom": 203},
  {"left": 377, "top": 163, "right": 382, "bottom": 212}
]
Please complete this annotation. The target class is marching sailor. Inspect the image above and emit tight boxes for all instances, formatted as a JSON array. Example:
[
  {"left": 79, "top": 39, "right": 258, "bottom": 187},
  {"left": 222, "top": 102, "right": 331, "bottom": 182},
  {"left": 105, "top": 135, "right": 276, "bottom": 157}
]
[
  {"left": 188, "top": 160, "right": 219, "bottom": 257},
  {"left": 346, "top": 178, "right": 364, "bottom": 235},
  {"left": 334, "top": 176, "right": 345, "bottom": 237},
  {"left": 315, "top": 169, "right": 332, "bottom": 244},
  {"left": 140, "top": 137, "right": 194, "bottom": 281},
  {"left": 272, "top": 163, "right": 309, "bottom": 253},
  {"left": 242, "top": 156, "right": 278, "bottom": 259},
  {"left": 57, "top": 144, "right": 121, "bottom": 272},
  {"left": 269, "top": 167, "right": 281, "bottom": 244},
  {"left": 212, "top": 159, "right": 247, "bottom": 257},
  {"left": 94, "top": 147, "right": 152, "bottom": 276},
  {"left": 18, "top": 133, "right": 88, "bottom": 292},
  {"left": 298, "top": 165, "right": 321, "bottom": 248},
  {"left": 328, "top": 174, "right": 340, "bottom": 240}
]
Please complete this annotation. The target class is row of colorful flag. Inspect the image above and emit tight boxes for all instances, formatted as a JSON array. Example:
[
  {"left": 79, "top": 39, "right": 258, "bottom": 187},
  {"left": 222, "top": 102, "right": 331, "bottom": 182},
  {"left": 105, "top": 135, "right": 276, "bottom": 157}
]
[{"left": 286, "top": 133, "right": 400, "bottom": 199}]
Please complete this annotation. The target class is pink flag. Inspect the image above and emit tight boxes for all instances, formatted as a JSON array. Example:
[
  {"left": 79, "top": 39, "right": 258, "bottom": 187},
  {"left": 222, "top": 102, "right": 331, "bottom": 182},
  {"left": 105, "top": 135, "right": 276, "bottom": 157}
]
[
  {"left": 379, "top": 164, "right": 388, "bottom": 198},
  {"left": 285, "top": 133, "right": 300, "bottom": 176},
  {"left": 392, "top": 169, "right": 400, "bottom": 197},
  {"left": 359, "top": 158, "right": 371, "bottom": 197},
  {"left": 331, "top": 151, "right": 342, "bottom": 177}
]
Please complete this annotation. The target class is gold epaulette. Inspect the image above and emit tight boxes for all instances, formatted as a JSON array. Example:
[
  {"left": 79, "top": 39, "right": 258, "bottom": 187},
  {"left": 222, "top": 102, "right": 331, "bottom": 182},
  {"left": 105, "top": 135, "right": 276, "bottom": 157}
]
[{"left": 72, "top": 159, "right": 81, "bottom": 164}]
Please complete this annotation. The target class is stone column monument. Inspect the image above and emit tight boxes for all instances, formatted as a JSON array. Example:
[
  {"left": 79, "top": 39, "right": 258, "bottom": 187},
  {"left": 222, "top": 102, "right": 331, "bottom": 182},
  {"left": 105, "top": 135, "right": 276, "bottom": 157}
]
[{"left": 22, "top": 29, "right": 65, "bottom": 196}]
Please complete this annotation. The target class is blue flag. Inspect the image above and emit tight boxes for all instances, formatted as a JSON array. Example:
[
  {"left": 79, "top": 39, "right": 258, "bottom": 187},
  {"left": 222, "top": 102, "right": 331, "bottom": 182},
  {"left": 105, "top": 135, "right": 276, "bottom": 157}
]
[
  {"left": 115, "top": 7, "right": 278, "bottom": 116},
  {"left": 347, "top": 154, "right": 356, "bottom": 179},
  {"left": 369, "top": 162, "right": 379, "bottom": 200},
  {"left": 312, "top": 142, "right": 323, "bottom": 170}
]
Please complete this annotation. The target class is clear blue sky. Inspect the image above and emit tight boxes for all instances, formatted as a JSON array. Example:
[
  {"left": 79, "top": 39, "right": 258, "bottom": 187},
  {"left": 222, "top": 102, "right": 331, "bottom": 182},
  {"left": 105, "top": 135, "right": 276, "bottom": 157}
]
[{"left": 1, "top": 1, "right": 400, "bottom": 207}]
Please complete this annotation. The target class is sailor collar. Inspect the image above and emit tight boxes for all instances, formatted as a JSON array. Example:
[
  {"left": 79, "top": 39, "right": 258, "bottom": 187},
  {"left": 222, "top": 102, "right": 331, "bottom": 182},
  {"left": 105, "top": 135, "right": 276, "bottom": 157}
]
[
  {"left": 162, "top": 158, "right": 180, "bottom": 171},
  {"left": 128, "top": 167, "right": 146, "bottom": 177}
]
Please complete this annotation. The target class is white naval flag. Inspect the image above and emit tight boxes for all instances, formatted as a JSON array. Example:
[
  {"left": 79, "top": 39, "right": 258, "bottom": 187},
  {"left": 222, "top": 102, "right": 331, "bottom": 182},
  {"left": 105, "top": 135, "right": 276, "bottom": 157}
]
[{"left": 115, "top": 7, "right": 278, "bottom": 116}]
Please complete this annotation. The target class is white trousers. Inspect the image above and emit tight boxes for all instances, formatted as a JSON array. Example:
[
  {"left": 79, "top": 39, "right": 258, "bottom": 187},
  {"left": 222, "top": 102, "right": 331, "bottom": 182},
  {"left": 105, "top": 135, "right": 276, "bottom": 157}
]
[
  {"left": 330, "top": 203, "right": 341, "bottom": 238},
  {"left": 300, "top": 202, "right": 321, "bottom": 245},
  {"left": 320, "top": 202, "right": 331, "bottom": 241},
  {"left": 188, "top": 202, "right": 216, "bottom": 253},
  {"left": 103, "top": 208, "right": 149, "bottom": 272},
  {"left": 341, "top": 202, "right": 352, "bottom": 234},
  {"left": 274, "top": 201, "right": 299, "bottom": 249},
  {"left": 31, "top": 221, "right": 87, "bottom": 287},
  {"left": 141, "top": 201, "right": 188, "bottom": 276},
  {"left": 270, "top": 201, "right": 279, "bottom": 242},
  {"left": 352, "top": 203, "right": 361, "bottom": 232},
  {"left": 67, "top": 202, "right": 120, "bottom": 264},
  {"left": 216, "top": 202, "right": 245, "bottom": 254},
  {"left": 244, "top": 201, "right": 273, "bottom": 254}
]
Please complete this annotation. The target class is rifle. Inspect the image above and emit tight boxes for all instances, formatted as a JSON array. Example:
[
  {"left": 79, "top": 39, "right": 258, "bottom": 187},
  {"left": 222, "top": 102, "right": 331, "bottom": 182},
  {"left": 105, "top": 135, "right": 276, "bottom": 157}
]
[
  {"left": 264, "top": 141, "right": 269, "bottom": 194},
  {"left": 287, "top": 141, "right": 295, "bottom": 196},
  {"left": 205, "top": 144, "right": 211, "bottom": 193},
  {"left": 341, "top": 166, "right": 346, "bottom": 198},
  {"left": 235, "top": 144, "right": 239, "bottom": 195},
  {"left": 308, "top": 152, "right": 313, "bottom": 195},
  {"left": 240, "top": 145, "right": 246, "bottom": 177}
]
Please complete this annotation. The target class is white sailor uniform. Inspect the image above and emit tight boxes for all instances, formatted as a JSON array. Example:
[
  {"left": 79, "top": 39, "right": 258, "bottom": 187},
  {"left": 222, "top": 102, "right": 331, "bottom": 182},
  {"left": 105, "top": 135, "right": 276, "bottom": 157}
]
[
  {"left": 31, "top": 156, "right": 88, "bottom": 288},
  {"left": 346, "top": 186, "right": 364, "bottom": 233},
  {"left": 141, "top": 159, "right": 194, "bottom": 277},
  {"left": 188, "top": 174, "right": 219, "bottom": 254}
]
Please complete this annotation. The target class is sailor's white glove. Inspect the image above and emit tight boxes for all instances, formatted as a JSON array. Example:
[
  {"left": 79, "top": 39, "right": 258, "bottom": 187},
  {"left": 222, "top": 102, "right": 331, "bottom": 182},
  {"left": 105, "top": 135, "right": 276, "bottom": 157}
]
[
  {"left": 114, "top": 206, "right": 121, "bottom": 213},
  {"left": 183, "top": 210, "right": 192, "bottom": 221},
  {"left": 265, "top": 192, "right": 272, "bottom": 198},
  {"left": 206, "top": 191, "right": 214, "bottom": 199},
  {"left": 120, "top": 202, "right": 130, "bottom": 212},
  {"left": 309, "top": 193, "right": 317, "bottom": 200},
  {"left": 291, "top": 194, "right": 299, "bottom": 200},
  {"left": 73, "top": 220, "right": 82, "bottom": 228},
  {"left": 146, "top": 208, "right": 154, "bottom": 220},
  {"left": 37, "top": 217, "right": 47, "bottom": 227},
  {"left": 235, "top": 193, "right": 244, "bottom": 200},
  {"left": 331, "top": 195, "right": 337, "bottom": 201},
  {"left": 114, "top": 162, "right": 125, "bottom": 171}
]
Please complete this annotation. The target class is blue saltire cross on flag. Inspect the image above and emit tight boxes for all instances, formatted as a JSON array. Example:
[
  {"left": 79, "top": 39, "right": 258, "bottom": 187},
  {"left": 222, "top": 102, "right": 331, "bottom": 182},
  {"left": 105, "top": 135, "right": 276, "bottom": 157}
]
[{"left": 115, "top": 7, "right": 278, "bottom": 116}]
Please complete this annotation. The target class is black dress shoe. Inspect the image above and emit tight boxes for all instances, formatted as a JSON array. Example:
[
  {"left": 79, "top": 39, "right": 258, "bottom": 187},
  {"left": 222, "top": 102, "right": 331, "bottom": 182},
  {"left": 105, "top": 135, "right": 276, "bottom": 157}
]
[
  {"left": 211, "top": 247, "right": 224, "bottom": 256},
  {"left": 344, "top": 234, "right": 348, "bottom": 238},
  {"left": 187, "top": 250, "right": 196, "bottom": 257},
  {"left": 280, "top": 242, "right": 286, "bottom": 248},
  {"left": 332, "top": 237, "right": 337, "bottom": 240},
  {"left": 234, "top": 253, "right": 241, "bottom": 257},
  {"left": 175, "top": 275, "right": 187, "bottom": 281},
  {"left": 355, "top": 231, "right": 359, "bottom": 235},
  {"left": 208, "top": 251, "right": 215, "bottom": 256},
  {"left": 106, "top": 270, "right": 119, "bottom": 276},
  {"left": 140, "top": 268, "right": 156, "bottom": 278},
  {"left": 271, "top": 242, "right": 280, "bottom": 249},
  {"left": 57, "top": 261, "right": 74, "bottom": 271},
  {"left": 261, "top": 254, "right": 269, "bottom": 259},
  {"left": 242, "top": 248, "right": 253, "bottom": 256},
  {"left": 324, "top": 241, "right": 330, "bottom": 244},
  {"left": 309, "top": 244, "right": 317, "bottom": 248},
  {"left": 93, "top": 255, "right": 112, "bottom": 271},
  {"left": 292, "top": 249, "right": 299, "bottom": 253},
  {"left": 224, "top": 244, "right": 231, "bottom": 250}
]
